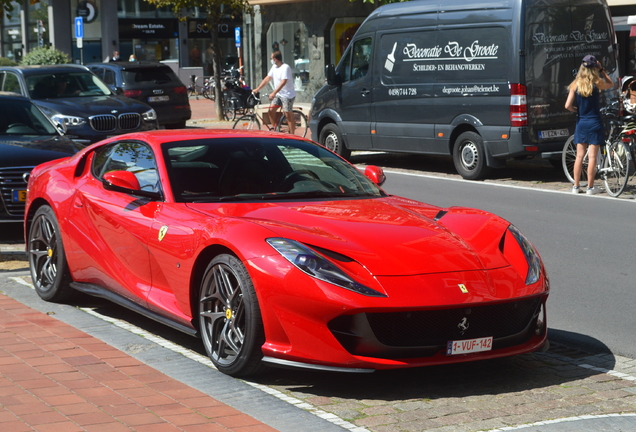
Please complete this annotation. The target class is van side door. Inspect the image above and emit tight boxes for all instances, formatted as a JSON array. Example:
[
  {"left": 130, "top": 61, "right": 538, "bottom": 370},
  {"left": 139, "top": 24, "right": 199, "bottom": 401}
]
[{"left": 337, "top": 36, "right": 374, "bottom": 150}]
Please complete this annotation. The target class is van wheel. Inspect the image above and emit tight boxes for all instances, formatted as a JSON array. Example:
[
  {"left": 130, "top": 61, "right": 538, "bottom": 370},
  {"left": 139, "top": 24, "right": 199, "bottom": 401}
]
[
  {"left": 453, "top": 132, "right": 491, "bottom": 180},
  {"left": 320, "top": 124, "right": 351, "bottom": 159}
]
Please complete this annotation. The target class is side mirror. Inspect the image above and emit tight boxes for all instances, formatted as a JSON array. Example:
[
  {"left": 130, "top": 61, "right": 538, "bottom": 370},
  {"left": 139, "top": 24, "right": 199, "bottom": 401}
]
[
  {"left": 325, "top": 64, "right": 338, "bottom": 86},
  {"left": 364, "top": 165, "right": 386, "bottom": 186},
  {"left": 104, "top": 170, "right": 141, "bottom": 190},
  {"left": 103, "top": 170, "right": 162, "bottom": 200}
]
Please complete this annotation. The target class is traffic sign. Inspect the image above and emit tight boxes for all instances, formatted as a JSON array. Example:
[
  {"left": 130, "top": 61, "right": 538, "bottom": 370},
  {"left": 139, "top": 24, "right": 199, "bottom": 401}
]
[
  {"left": 235, "top": 27, "right": 241, "bottom": 48},
  {"left": 75, "top": 17, "right": 84, "bottom": 39}
]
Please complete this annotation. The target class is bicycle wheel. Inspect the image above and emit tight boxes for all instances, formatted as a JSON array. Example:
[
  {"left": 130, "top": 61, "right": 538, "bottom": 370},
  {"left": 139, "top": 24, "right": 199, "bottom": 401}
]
[
  {"left": 603, "top": 140, "right": 630, "bottom": 197},
  {"left": 562, "top": 135, "right": 588, "bottom": 185},
  {"left": 233, "top": 114, "right": 261, "bottom": 131},
  {"left": 276, "top": 110, "right": 308, "bottom": 137}
]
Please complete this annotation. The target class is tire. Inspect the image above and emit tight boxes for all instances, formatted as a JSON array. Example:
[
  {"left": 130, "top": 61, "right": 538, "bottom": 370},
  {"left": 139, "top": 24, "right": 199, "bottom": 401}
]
[
  {"left": 453, "top": 131, "right": 491, "bottom": 180},
  {"left": 233, "top": 114, "right": 261, "bottom": 131},
  {"left": 28, "top": 206, "right": 74, "bottom": 302},
  {"left": 562, "top": 135, "right": 589, "bottom": 185},
  {"left": 603, "top": 140, "right": 630, "bottom": 197},
  {"left": 276, "top": 110, "right": 308, "bottom": 137},
  {"left": 319, "top": 123, "right": 351, "bottom": 159},
  {"left": 198, "top": 254, "right": 265, "bottom": 377}
]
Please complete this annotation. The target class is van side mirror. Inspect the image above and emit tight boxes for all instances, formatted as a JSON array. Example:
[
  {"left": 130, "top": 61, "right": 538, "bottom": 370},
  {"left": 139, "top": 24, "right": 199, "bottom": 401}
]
[{"left": 325, "top": 64, "right": 339, "bottom": 86}]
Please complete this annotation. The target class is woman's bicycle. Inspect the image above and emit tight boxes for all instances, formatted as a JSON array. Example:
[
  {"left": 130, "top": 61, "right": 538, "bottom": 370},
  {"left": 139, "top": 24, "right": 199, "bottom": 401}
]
[
  {"left": 232, "top": 93, "right": 308, "bottom": 137},
  {"left": 562, "top": 101, "right": 633, "bottom": 197}
]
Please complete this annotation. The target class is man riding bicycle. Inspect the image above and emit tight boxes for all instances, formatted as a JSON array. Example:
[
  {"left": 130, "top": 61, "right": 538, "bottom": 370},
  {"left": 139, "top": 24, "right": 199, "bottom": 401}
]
[{"left": 253, "top": 51, "right": 296, "bottom": 134}]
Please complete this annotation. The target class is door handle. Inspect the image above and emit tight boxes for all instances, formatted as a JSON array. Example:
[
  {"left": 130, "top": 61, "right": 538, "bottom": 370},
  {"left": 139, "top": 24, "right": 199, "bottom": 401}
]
[{"left": 361, "top": 88, "right": 371, "bottom": 97}]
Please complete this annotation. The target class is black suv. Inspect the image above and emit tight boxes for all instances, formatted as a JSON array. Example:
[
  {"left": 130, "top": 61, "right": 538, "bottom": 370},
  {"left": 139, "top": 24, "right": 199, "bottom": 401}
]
[
  {"left": 0, "top": 64, "right": 158, "bottom": 146},
  {"left": 88, "top": 61, "right": 191, "bottom": 129},
  {"left": 0, "top": 93, "right": 80, "bottom": 222}
]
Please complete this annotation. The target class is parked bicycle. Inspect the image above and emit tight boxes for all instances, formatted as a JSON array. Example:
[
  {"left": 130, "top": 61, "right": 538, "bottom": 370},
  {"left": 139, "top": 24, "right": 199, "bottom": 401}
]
[
  {"left": 562, "top": 99, "right": 633, "bottom": 197},
  {"left": 233, "top": 93, "right": 308, "bottom": 137}
]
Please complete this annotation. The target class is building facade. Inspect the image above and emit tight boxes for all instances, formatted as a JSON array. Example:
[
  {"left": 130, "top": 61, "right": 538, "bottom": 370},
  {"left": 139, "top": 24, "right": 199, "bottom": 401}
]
[{"left": 2, "top": 0, "right": 636, "bottom": 101}]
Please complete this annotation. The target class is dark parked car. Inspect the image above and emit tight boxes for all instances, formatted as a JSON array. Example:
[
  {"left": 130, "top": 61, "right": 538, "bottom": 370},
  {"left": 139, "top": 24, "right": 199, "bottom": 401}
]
[
  {"left": 0, "top": 93, "right": 80, "bottom": 222},
  {"left": 88, "top": 61, "right": 191, "bottom": 129},
  {"left": 0, "top": 64, "right": 158, "bottom": 146}
]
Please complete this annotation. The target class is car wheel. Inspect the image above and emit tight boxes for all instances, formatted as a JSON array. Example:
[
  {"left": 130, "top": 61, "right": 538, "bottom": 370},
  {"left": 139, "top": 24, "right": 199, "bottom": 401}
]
[
  {"left": 198, "top": 254, "right": 265, "bottom": 377},
  {"left": 166, "top": 121, "right": 187, "bottom": 129},
  {"left": 319, "top": 123, "right": 351, "bottom": 159},
  {"left": 28, "top": 206, "right": 74, "bottom": 302},
  {"left": 453, "top": 131, "right": 492, "bottom": 180}
]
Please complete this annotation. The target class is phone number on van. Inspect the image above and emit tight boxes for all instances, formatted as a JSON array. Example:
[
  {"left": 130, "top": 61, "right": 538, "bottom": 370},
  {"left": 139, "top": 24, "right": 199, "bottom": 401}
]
[{"left": 388, "top": 88, "right": 417, "bottom": 96}]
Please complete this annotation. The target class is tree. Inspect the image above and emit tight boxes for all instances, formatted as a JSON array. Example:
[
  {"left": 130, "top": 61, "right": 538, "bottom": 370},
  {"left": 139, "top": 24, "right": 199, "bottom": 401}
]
[
  {"left": 21, "top": 46, "right": 70, "bottom": 65},
  {"left": 144, "top": 0, "right": 252, "bottom": 120}
]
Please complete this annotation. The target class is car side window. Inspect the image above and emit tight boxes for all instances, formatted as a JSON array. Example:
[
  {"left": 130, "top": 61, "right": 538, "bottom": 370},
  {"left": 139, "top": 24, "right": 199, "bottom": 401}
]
[
  {"left": 103, "top": 69, "right": 116, "bottom": 86},
  {"left": 351, "top": 37, "right": 372, "bottom": 81},
  {"left": 2, "top": 72, "right": 21, "bottom": 94},
  {"left": 93, "top": 142, "right": 161, "bottom": 193}
]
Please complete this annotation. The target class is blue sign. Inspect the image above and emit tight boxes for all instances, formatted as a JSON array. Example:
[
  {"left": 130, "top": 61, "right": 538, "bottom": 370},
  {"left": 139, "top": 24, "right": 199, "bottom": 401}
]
[
  {"left": 75, "top": 17, "right": 84, "bottom": 39},
  {"left": 235, "top": 27, "right": 241, "bottom": 48}
]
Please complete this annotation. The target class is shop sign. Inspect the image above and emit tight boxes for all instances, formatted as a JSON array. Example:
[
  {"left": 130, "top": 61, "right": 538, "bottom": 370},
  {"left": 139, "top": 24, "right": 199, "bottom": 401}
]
[
  {"left": 119, "top": 19, "right": 178, "bottom": 39},
  {"left": 187, "top": 18, "right": 241, "bottom": 38}
]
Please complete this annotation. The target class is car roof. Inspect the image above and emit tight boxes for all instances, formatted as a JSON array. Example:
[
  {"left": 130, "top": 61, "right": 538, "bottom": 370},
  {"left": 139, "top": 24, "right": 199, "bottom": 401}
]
[
  {"left": 0, "top": 64, "right": 91, "bottom": 75},
  {"left": 96, "top": 129, "right": 312, "bottom": 147},
  {"left": 87, "top": 61, "right": 173, "bottom": 70}
]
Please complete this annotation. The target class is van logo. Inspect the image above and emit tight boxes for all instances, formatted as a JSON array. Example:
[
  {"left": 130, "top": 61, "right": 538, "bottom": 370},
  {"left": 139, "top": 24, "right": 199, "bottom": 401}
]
[{"left": 384, "top": 42, "right": 397, "bottom": 72}]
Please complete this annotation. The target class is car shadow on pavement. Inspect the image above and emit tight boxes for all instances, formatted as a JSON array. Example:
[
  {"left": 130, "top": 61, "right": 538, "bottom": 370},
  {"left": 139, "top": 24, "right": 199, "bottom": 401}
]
[{"left": 76, "top": 295, "right": 616, "bottom": 403}]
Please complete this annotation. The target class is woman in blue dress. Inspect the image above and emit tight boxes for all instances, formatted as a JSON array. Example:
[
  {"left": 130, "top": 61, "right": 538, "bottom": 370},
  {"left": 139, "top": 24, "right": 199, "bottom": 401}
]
[{"left": 565, "top": 55, "right": 614, "bottom": 195}]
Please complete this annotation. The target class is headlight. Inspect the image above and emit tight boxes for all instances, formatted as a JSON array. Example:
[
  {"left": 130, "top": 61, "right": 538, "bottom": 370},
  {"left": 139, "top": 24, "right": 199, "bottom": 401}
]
[
  {"left": 143, "top": 109, "right": 157, "bottom": 121},
  {"left": 266, "top": 238, "right": 386, "bottom": 297},
  {"left": 508, "top": 225, "right": 541, "bottom": 285},
  {"left": 50, "top": 114, "right": 85, "bottom": 127}
]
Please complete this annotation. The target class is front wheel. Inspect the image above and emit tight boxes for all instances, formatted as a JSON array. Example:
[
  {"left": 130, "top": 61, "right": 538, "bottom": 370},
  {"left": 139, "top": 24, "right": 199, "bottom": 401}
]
[
  {"left": 233, "top": 114, "right": 261, "bottom": 131},
  {"left": 603, "top": 140, "right": 631, "bottom": 197},
  {"left": 276, "top": 110, "right": 308, "bottom": 137},
  {"left": 562, "top": 135, "right": 589, "bottom": 185},
  {"left": 452, "top": 131, "right": 491, "bottom": 180},
  {"left": 198, "top": 254, "right": 265, "bottom": 377},
  {"left": 28, "top": 206, "right": 74, "bottom": 302},
  {"left": 319, "top": 123, "right": 351, "bottom": 159}
]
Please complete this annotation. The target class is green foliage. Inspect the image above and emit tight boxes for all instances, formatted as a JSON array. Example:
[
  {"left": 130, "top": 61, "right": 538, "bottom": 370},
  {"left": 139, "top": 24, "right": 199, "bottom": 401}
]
[
  {"left": 20, "top": 46, "right": 71, "bottom": 66},
  {"left": 0, "top": 57, "right": 18, "bottom": 66}
]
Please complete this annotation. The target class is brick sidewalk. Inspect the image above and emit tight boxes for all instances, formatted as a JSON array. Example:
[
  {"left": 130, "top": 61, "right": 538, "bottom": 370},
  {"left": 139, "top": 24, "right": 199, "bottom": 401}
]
[{"left": 0, "top": 293, "right": 276, "bottom": 432}]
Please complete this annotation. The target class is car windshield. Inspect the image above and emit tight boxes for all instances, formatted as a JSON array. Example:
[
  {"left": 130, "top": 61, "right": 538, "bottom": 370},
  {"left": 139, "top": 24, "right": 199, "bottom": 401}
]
[
  {"left": 163, "top": 137, "right": 386, "bottom": 202},
  {"left": 26, "top": 72, "right": 112, "bottom": 99},
  {"left": 0, "top": 98, "right": 59, "bottom": 135},
  {"left": 121, "top": 67, "right": 177, "bottom": 84}
]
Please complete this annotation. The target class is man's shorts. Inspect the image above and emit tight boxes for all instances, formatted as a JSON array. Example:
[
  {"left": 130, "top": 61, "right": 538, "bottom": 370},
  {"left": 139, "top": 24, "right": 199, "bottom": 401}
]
[{"left": 271, "top": 95, "right": 295, "bottom": 112}]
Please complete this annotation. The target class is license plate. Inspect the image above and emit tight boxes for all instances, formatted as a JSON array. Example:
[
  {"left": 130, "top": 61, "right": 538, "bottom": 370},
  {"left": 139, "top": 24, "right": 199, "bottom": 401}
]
[
  {"left": 446, "top": 336, "right": 493, "bottom": 355},
  {"left": 148, "top": 95, "right": 169, "bottom": 102},
  {"left": 12, "top": 190, "right": 27, "bottom": 202},
  {"left": 538, "top": 128, "right": 569, "bottom": 139}
]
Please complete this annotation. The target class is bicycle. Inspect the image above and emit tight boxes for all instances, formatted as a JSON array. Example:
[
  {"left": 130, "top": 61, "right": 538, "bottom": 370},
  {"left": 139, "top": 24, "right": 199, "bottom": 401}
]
[
  {"left": 562, "top": 101, "right": 633, "bottom": 197},
  {"left": 187, "top": 75, "right": 199, "bottom": 99},
  {"left": 233, "top": 93, "right": 308, "bottom": 137}
]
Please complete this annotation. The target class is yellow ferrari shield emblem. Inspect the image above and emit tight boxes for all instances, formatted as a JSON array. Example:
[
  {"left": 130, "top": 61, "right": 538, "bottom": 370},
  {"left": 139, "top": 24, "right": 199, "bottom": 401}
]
[
  {"left": 458, "top": 284, "right": 469, "bottom": 294},
  {"left": 158, "top": 225, "right": 168, "bottom": 241}
]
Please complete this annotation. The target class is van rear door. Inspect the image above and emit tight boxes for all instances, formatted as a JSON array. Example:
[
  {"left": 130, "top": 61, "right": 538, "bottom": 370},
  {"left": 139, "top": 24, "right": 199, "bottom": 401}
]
[{"left": 525, "top": 0, "right": 618, "bottom": 148}]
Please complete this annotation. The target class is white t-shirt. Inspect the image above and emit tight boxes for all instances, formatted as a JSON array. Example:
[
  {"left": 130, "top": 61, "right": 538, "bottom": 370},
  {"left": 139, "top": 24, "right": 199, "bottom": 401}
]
[{"left": 268, "top": 63, "right": 296, "bottom": 99}]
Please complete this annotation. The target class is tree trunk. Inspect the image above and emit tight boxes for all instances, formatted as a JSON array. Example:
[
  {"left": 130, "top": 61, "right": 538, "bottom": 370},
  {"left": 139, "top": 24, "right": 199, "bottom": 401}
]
[{"left": 208, "top": 15, "right": 224, "bottom": 120}]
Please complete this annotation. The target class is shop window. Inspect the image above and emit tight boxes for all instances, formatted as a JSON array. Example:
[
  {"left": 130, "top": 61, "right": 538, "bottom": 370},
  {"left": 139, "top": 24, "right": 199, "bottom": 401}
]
[
  {"left": 330, "top": 18, "right": 364, "bottom": 65},
  {"left": 267, "top": 22, "right": 309, "bottom": 92}
]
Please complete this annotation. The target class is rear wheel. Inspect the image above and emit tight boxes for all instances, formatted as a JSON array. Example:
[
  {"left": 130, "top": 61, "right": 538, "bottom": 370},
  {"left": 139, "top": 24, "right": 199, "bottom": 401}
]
[
  {"left": 562, "top": 135, "right": 588, "bottom": 185},
  {"left": 319, "top": 123, "right": 351, "bottom": 159},
  {"left": 453, "top": 131, "right": 491, "bottom": 180},
  {"left": 603, "top": 140, "right": 630, "bottom": 197},
  {"left": 276, "top": 110, "right": 308, "bottom": 137},
  {"left": 28, "top": 206, "right": 73, "bottom": 302},
  {"left": 233, "top": 114, "right": 261, "bottom": 131},
  {"left": 198, "top": 254, "right": 265, "bottom": 377}
]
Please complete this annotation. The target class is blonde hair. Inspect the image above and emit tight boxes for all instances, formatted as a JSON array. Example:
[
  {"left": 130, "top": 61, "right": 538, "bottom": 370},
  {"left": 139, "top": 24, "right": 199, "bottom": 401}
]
[{"left": 568, "top": 64, "right": 602, "bottom": 97}]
